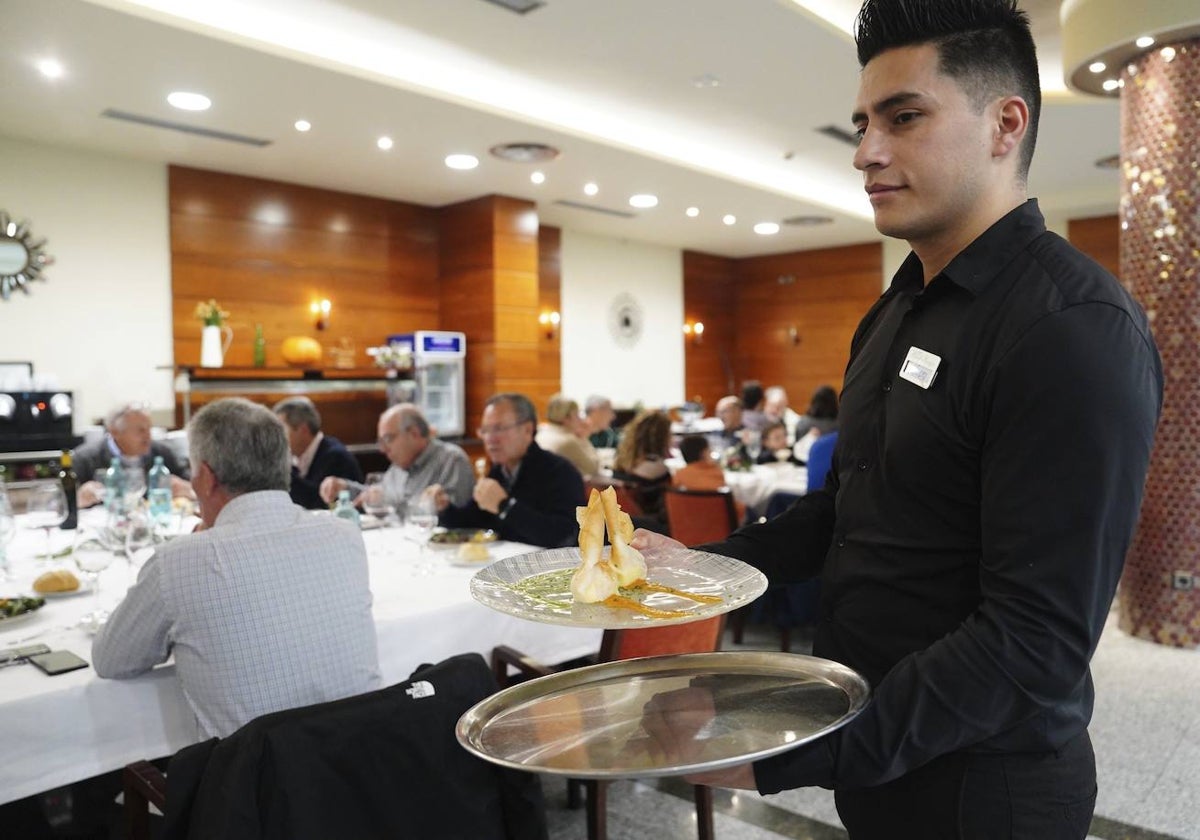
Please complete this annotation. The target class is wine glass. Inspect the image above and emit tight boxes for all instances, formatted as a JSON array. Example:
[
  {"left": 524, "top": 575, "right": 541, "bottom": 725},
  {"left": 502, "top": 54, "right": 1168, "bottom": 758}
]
[
  {"left": 23, "top": 481, "right": 67, "bottom": 563},
  {"left": 122, "top": 468, "right": 147, "bottom": 511},
  {"left": 73, "top": 530, "right": 116, "bottom": 633},
  {"left": 407, "top": 494, "right": 439, "bottom": 567},
  {"left": 362, "top": 473, "right": 394, "bottom": 525},
  {"left": 121, "top": 506, "right": 157, "bottom": 584},
  {"left": 0, "top": 490, "right": 16, "bottom": 582}
]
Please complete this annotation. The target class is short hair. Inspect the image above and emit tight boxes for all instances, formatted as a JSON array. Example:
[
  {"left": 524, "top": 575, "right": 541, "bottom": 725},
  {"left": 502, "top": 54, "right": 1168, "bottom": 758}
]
[
  {"left": 716, "top": 395, "right": 742, "bottom": 413},
  {"left": 106, "top": 401, "right": 151, "bottom": 432},
  {"left": 764, "top": 386, "right": 788, "bottom": 405},
  {"left": 189, "top": 398, "right": 291, "bottom": 495},
  {"left": 546, "top": 394, "right": 581, "bottom": 425},
  {"left": 381, "top": 403, "right": 431, "bottom": 438},
  {"left": 584, "top": 395, "right": 613, "bottom": 414},
  {"left": 273, "top": 396, "right": 321, "bottom": 434},
  {"left": 741, "top": 381, "right": 765, "bottom": 410},
  {"left": 679, "top": 434, "right": 710, "bottom": 464},
  {"left": 485, "top": 393, "right": 537, "bottom": 427},
  {"left": 854, "top": 0, "right": 1041, "bottom": 180},
  {"left": 762, "top": 420, "right": 787, "bottom": 439},
  {"left": 808, "top": 385, "right": 840, "bottom": 420}
]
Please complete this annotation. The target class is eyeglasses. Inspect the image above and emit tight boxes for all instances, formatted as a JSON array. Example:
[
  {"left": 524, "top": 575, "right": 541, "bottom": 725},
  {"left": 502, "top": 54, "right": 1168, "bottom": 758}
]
[
  {"left": 476, "top": 422, "right": 525, "bottom": 438},
  {"left": 377, "top": 432, "right": 400, "bottom": 447}
]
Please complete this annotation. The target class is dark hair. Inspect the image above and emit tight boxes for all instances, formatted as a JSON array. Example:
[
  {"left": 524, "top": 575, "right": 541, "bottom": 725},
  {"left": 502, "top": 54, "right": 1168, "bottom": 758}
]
[
  {"left": 273, "top": 396, "right": 321, "bottom": 434},
  {"left": 854, "top": 0, "right": 1041, "bottom": 180},
  {"left": 741, "top": 380, "right": 765, "bottom": 410},
  {"left": 679, "top": 434, "right": 710, "bottom": 464},
  {"left": 486, "top": 393, "right": 537, "bottom": 427},
  {"left": 808, "top": 385, "right": 839, "bottom": 420}
]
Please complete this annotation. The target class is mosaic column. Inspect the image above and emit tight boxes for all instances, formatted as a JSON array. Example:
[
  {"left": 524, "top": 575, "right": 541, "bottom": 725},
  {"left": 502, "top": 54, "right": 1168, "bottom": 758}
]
[{"left": 1116, "top": 41, "right": 1200, "bottom": 648}]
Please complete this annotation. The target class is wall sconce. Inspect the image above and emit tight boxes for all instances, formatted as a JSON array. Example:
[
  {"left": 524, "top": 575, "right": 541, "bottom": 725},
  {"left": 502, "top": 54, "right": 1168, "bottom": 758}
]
[
  {"left": 538, "top": 310, "right": 561, "bottom": 340},
  {"left": 787, "top": 325, "right": 801, "bottom": 346},
  {"left": 682, "top": 321, "right": 705, "bottom": 344},
  {"left": 311, "top": 298, "right": 331, "bottom": 330}
]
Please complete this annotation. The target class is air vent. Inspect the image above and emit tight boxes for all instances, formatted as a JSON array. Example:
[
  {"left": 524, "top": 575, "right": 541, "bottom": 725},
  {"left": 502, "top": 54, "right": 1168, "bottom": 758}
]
[
  {"left": 1094, "top": 154, "right": 1120, "bottom": 169},
  {"left": 489, "top": 142, "right": 561, "bottom": 163},
  {"left": 479, "top": 0, "right": 545, "bottom": 14},
  {"left": 782, "top": 214, "right": 834, "bottom": 226},
  {"left": 553, "top": 200, "right": 635, "bottom": 219},
  {"left": 101, "top": 109, "right": 272, "bottom": 147},
  {"left": 815, "top": 124, "right": 859, "bottom": 147}
]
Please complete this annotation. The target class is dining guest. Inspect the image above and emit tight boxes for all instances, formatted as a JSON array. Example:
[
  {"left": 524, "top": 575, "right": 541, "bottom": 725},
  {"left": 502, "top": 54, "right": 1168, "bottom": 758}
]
[
  {"left": 755, "top": 421, "right": 799, "bottom": 465},
  {"left": 73, "top": 401, "right": 192, "bottom": 508},
  {"left": 792, "top": 385, "right": 840, "bottom": 441},
  {"left": 93, "top": 398, "right": 381, "bottom": 739},
  {"left": 634, "top": 1, "right": 1162, "bottom": 835},
  {"left": 739, "top": 380, "right": 770, "bottom": 432},
  {"left": 274, "top": 396, "right": 362, "bottom": 510},
  {"left": 584, "top": 394, "right": 620, "bottom": 449},
  {"left": 764, "top": 386, "right": 802, "bottom": 445},
  {"left": 428, "top": 393, "right": 584, "bottom": 548},
  {"left": 321, "top": 403, "right": 473, "bottom": 512},
  {"left": 536, "top": 393, "right": 601, "bottom": 478},
  {"left": 611, "top": 409, "right": 673, "bottom": 528}
]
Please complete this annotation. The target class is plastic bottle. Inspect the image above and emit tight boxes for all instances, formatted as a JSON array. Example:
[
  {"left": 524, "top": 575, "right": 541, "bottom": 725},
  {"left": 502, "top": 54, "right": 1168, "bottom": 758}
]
[
  {"left": 333, "top": 489, "right": 361, "bottom": 527},
  {"left": 253, "top": 323, "right": 267, "bottom": 367},
  {"left": 148, "top": 455, "right": 172, "bottom": 523},
  {"left": 59, "top": 451, "right": 79, "bottom": 530},
  {"left": 104, "top": 457, "right": 126, "bottom": 514}
]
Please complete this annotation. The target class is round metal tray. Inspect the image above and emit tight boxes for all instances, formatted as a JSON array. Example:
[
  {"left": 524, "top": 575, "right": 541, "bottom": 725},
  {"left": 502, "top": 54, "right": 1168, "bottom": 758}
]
[{"left": 457, "top": 651, "right": 870, "bottom": 779}]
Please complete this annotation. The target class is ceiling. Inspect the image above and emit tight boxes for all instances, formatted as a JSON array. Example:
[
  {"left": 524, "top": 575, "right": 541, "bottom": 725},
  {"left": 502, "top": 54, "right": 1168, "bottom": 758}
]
[{"left": 0, "top": 0, "right": 1121, "bottom": 258}]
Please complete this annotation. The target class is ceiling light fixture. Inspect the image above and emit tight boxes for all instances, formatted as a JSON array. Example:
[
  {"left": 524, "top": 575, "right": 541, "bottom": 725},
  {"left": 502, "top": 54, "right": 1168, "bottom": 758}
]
[
  {"left": 685, "top": 207, "right": 700, "bottom": 218},
  {"left": 530, "top": 171, "right": 545, "bottom": 185},
  {"left": 36, "top": 59, "right": 64, "bottom": 79},
  {"left": 445, "top": 153, "right": 479, "bottom": 170},
  {"left": 1094, "top": 154, "right": 1120, "bottom": 169},
  {"left": 489, "top": 142, "right": 560, "bottom": 163},
  {"left": 377, "top": 136, "right": 394, "bottom": 151},
  {"left": 1135, "top": 35, "right": 1155, "bottom": 48},
  {"left": 691, "top": 73, "right": 720, "bottom": 88},
  {"left": 167, "top": 91, "right": 211, "bottom": 111},
  {"left": 629, "top": 194, "right": 658, "bottom": 209},
  {"left": 722, "top": 215, "right": 736, "bottom": 226},
  {"left": 1101, "top": 79, "right": 1120, "bottom": 92},
  {"left": 583, "top": 182, "right": 599, "bottom": 196},
  {"left": 1088, "top": 61, "right": 1107, "bottom": 73},
  {"left": 753, "top": 222, "right": 780, "bottom": 235},
  {"left": 294, "top": 119, "right": 311, "bottom": 132}
]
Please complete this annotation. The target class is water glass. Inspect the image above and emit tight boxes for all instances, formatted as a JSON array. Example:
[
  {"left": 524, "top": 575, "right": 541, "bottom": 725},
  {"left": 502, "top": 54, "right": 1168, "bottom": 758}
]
[
  {"left": 73, "top": 530, "right": 116, "bottom": 632},
  {"left": 123, "top": 469, "right": 147, "bottom": 510},
  {"left": 23, "top": 481, "right": 68, "bottom": 562},
  {"left": 362, "top": 472, "right": 394, "bottom": 525},
  {"left": 0, "top": 490, "right": 15, "bottom": 581}
]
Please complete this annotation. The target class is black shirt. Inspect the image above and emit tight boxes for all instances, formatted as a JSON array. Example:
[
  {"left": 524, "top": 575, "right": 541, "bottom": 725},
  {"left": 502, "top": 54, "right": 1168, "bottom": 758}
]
[{"left": 707, "top": 201, "right": 1162, "bottom": 792}]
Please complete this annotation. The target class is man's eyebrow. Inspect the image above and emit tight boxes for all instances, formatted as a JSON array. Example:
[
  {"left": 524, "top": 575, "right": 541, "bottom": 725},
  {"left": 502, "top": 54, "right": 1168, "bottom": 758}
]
[{"left": 850, "top": 91, "right": 925, "bottom": 124}]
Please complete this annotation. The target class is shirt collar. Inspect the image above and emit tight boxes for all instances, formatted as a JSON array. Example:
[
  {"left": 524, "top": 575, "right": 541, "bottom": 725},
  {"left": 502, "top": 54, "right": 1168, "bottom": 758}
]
[
  {"left": 407, "top": 438, "right": 435, "bottom": 473},
  {"left": 295, "top": 431, "right": 324, "bottom": 476}
]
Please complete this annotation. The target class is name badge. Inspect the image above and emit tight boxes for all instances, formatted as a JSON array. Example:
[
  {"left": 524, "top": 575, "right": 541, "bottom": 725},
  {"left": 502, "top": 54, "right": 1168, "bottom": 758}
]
[{"left": 899, "top": 346, "right": 941, "bottom": 389}]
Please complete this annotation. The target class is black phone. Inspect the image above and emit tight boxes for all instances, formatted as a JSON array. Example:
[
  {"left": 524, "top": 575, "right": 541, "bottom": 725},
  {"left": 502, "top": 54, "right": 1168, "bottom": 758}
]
[
  {"left": 27, "top": 650, "right": 90, "bottom": 676},
  {"left": 0, "top": 643, "right": 52, "bottom": 665}
]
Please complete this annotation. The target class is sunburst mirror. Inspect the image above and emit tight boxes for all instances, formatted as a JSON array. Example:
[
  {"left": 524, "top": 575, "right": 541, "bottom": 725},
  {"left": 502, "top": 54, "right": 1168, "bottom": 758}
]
[{"left": 0, "top": 210, "right": 55, "bottom": 300}]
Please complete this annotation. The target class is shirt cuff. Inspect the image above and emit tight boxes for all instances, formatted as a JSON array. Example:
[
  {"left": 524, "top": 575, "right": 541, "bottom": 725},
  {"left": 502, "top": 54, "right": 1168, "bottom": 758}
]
[
  {"left": 754, "top": 734, "right": 837, "bottom": 793},
  {"left": 496, "top": 497, "right": 516, "bottom": 521}
]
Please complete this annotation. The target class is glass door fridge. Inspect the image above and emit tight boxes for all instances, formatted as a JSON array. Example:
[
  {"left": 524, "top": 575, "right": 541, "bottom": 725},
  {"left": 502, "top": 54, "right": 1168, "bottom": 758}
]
[{"left": 388, "top": 331, "right": 466, "bottom": 437}]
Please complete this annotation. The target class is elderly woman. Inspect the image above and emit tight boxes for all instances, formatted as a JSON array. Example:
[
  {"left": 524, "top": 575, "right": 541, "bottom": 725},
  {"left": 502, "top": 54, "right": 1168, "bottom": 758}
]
[
  {"left": 610, "top": 409, "right": 672, "bottom": 527},
  {"left": 535, "top": 394, "right": 601, "bottom": 478}
]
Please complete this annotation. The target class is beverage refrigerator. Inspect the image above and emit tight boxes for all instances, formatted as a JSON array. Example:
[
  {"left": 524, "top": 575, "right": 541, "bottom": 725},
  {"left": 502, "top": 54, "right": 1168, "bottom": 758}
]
[{"left": 387, "top": 331, "right": 466, "bottom": 437}]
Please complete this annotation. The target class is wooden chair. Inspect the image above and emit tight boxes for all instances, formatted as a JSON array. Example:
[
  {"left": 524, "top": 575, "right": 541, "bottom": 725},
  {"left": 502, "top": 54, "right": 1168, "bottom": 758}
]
[
  {"left": 493, "top": 616, "right": 725, "bottom": 840},
  {"left": 662, "top": 487, "right": 738, "bottom": 547}
]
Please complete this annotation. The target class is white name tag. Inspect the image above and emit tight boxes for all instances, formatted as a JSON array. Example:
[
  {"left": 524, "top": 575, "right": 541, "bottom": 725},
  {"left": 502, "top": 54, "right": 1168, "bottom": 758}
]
[{"left": 899, "top": 346, "right": 941, "bottom": 389}]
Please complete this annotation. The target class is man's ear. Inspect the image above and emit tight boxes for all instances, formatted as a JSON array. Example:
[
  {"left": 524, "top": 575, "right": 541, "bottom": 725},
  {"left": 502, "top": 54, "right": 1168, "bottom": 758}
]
[{"left": 992, "top": 95, "right": 1029, "bottom": 161}]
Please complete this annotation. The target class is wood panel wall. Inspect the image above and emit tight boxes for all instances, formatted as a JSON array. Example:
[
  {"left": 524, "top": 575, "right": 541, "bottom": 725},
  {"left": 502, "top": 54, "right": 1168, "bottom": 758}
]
[
  {"left": 1068, "top": 214, "right": 1120, "bottom": 279},
  {"left": 682, "top": 251, "right": 738, "bottom": 409},
  {"left": 534, "top": 225, "right": 564, "bottom": 416}
]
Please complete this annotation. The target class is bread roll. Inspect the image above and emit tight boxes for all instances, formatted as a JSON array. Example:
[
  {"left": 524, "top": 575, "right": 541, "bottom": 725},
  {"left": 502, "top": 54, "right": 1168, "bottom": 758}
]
[{"left": 33, "top": 569, "right": 80, "bottom": 593}]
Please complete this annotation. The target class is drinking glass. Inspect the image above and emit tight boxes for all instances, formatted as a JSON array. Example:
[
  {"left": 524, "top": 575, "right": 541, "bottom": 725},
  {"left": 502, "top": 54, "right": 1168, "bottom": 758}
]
[
  {"left": 0, "top": 490, "right": 16, "bottom": 581},
  {"left": 121, "top": 506, "right": 157, "bottom": 584},
  {"left": 23, "top": 482, "right": 68, "bottom": 562},
  {"left": 123, "top": 468, "right": 147, "bottom": 510},
  {"left": 362, "top": 473, "right": 394, "bottom": 525},
  {"left": 407, "top": 494, "right": 439, "bottom": 563},
  {"left": 73, "top": 530, "right": 116, "bottom": 632}
]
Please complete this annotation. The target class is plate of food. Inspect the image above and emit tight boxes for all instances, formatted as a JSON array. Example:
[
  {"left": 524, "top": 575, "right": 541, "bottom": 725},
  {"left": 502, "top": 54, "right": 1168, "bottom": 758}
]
[
  {"left": 448, "top": 540, "right": 497, "bottom": 568},
  {"left": 0, "top": 595, "right": 47, "bottom": 627},
  {"left": 470, "top": 487, "right": 766, "bottom": 628},
  {"left": 32, "top": 569, "right": 91, "bottom": 599},
  {"left": 430, "top": 528, "right": 499, "bottom": 549}
]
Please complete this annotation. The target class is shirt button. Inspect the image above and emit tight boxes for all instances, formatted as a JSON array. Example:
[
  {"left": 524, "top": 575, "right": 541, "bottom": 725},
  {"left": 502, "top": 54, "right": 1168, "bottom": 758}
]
[
  {"left": 836, "top": 536, "right": 846, "bottom": 548},
  {"left": 882, "top": 381, "right": 892, "bottom": 392},
  {"left": 856, "top": 460, "right": 868, "bottom": 471}
]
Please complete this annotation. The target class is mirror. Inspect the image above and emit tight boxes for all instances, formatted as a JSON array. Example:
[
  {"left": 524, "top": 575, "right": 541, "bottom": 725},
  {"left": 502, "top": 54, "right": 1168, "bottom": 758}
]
[{"left": 0, "top": 210, "right": 54, "bottom": 300}]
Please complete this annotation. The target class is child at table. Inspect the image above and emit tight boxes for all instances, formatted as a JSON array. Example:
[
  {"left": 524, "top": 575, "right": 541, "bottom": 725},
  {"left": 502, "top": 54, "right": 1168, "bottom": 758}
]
[
  {"left": 672, "top": 435, "right": 746, "bottom": 521},
  {"left": 755, "top": 421, "right": 801, "bottom": 465}
]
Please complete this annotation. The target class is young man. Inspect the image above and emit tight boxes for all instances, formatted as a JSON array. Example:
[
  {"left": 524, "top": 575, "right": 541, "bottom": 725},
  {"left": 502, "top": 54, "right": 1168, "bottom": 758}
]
[{"left": 636, "top": 2, "right": 1162, "bottom": 836}]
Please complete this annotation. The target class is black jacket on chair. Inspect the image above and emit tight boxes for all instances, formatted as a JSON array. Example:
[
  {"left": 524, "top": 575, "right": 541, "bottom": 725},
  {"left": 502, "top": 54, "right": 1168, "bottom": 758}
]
[{"left": 160, "top": 653, "right": 547, "bottom": 840}]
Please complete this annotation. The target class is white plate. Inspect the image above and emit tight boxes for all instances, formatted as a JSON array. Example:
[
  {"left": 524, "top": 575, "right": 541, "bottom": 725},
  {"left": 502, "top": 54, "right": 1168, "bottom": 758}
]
[
  {"left": 470, "top": 545, "right": 767, "bottom": 628},
  {"left": 448, "top": 551, "right": 496, "bottom": 569},
  {"left": 36, "top": 579, "right": 93, "bottom": 599},
  {"left": 0, "top": 605, "right": 44, "bottom": 631}
]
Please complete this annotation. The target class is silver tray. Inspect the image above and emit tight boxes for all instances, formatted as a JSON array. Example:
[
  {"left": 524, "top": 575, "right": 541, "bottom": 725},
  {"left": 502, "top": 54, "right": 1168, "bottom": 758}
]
[
  {"left": 470, "top": 545, "right": 767, "bottom": 629},
  {"left": 457, "top": 651, "right": 870, "bottom": 779}
]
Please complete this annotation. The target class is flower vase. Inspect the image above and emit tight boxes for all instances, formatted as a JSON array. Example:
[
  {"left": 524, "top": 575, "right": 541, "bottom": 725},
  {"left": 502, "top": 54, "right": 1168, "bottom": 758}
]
[{"left": 200, "top": 324, "right": 233, "bottom": 368}]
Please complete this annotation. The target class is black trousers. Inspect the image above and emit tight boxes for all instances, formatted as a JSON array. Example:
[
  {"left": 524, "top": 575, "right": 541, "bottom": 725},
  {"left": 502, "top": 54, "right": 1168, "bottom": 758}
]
[{"left": 834, "top": 730, "right": 1097, "bottom": 840}]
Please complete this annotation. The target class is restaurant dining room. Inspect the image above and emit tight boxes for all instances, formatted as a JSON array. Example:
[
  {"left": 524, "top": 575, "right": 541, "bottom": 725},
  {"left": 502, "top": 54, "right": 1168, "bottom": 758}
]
[{"left": 1, "top": 0, "right": 1198, "bottom": 838}]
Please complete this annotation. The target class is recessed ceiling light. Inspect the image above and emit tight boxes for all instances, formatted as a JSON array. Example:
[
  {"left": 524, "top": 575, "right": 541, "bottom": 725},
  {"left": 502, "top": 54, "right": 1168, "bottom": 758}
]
[
  {"left": 629, "top": 194, "right": 658, "bottom": 209},
  {"left": 1088, "top": 61, "right": 1107, "bottom": 74},
  {"left": 36, "top": 59, "right": 64, "bottom": 79},
  {"left": 1160, "top": 47, "right": 1176, "bottom": 62},
  {"left": 583, "top": 182, "right": 599, "bottom": 196},
  {"left": 530, "top": 171, "right": 546, "bottom": 185},
  {"left": 377, "top": 136, "right": 394, "bottom": 151},
  {"left": 294, "top": 119, "right": 311, "bottom": 132},
  {"left": 753, "top": 222, "right": 780, "bottom": 235},
  {"left": 685, "top": 207, "right": 700, "bottom": 218},
  {"left": 445, "top": 153, "right": 479, "bottom": 170},
  {"left": 722, "top": 214, "right": 736, "bottom": 226},
  {"left": 1102, "top": 79, "right": 1120, "bottom": 92},
  {"left": 691, "top": 73, "right": 721, "bottom": 88},
  {"left": 167, "top": 91, "right": 211, "bottom": 111},
  {"left": 1135, "top": 35, "right": 1155, "bottom": 48}
]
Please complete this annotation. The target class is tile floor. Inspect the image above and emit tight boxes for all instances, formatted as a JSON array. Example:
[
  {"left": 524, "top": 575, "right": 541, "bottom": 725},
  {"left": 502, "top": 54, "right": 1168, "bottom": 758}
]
[{"left": 543, "top": 609, "right": 1200, "bottom": 840}]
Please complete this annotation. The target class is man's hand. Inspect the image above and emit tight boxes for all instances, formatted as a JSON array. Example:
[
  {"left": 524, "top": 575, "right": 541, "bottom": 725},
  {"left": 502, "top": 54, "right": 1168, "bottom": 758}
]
[
  {"left": 424, "top": 484, "right": 450, "bottom": 513},
  {"left": 473, "top": 477, "right": 508, "bottom": 515},
  {"left": 169, "top": 476, "right": 194, "bottom": 499},
  {"left": 77, "top": 480, "right": 104, "bottom": 509},
  {"left": 319, "top": 476, "right": 348, "bottom": 505}
]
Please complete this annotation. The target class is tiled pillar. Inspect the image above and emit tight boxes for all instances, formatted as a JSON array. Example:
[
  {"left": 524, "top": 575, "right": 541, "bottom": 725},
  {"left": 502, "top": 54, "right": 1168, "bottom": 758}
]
[{"left": 1116, "top": 41, "right": 1200, "bottom": 648}]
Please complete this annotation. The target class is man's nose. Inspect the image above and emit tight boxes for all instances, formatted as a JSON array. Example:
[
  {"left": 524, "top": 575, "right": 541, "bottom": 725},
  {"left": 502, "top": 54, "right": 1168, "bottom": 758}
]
[{"left": 853, "top": 127, "right": 886, "bottom": 171}]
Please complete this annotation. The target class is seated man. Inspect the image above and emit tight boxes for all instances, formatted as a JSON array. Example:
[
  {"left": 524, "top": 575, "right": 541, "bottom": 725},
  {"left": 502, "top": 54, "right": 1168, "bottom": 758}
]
[
  {"left": 585, "top": 395, "right": 620, "bottom": 449},
  {"left": 274, "top": 396, "right": 362, "bottom": 510},
  {"left": 707, "top": 395, "right": 745, "bottom": 454},
  {"left": 92, "top": 398, "right": 381, "bottom": 739},
  {"left": 763, "top": 386, "right": 802, "bottom": 446},
  {"left": 536, "top": 394, "right": 600, "bottom": 478},
  {"left": 429, "top": 393, "right": 584, "bottom": 548},
  {"left": 73, "top": 401, "right": 192, "bottom": 507},
  {"left": 321, "top": 403, "right": 474, "bottom": 512}
]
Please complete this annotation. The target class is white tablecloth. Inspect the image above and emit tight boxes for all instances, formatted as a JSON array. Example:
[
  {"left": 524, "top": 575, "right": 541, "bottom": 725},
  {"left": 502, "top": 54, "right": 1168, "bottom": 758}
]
[
  {"left": 721, "top": 464, "right": 808, "bottom": 511},
  {"left": 0, "top": 511, "right": 600, "bottom": 805}
]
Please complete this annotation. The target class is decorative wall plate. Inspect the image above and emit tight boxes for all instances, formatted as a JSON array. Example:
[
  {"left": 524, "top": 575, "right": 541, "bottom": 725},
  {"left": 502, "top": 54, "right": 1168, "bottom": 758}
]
[
  {"left": 608, "top": 292, "right": 644, "bottom": 348},
  {"left": 0, "top": 211, "right": 54, "bottom": 300}
]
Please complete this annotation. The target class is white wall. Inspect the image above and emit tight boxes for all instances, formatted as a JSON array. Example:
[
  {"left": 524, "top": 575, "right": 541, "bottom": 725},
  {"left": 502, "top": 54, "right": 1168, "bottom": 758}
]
[
  {"left": 560, "top": 230, "right": 684, "bottom": 409},
  {"left": 0, "top": 137, "right": 173, "bottom": 427}
]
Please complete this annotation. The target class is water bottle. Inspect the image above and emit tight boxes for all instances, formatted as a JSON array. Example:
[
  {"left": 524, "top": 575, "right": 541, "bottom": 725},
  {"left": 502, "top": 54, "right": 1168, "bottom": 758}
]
[
  {"left": 104, "top": 458, "right": 126, "bottom": 514},
  {"left": 148, "top": 455, "right": 172, "bottom": 524},
  {"left": 333, "top": 489, "right": 361, "bottom": 528}
]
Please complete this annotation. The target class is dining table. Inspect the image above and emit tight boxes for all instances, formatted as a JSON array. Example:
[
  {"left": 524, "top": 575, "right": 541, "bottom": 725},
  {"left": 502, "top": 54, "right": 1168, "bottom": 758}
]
[
  {"left": 0, "top": 506, "right": 602, "bottom": 805},
  {"left": 661, "top": 459, "right": 808, "bottom": 513}
]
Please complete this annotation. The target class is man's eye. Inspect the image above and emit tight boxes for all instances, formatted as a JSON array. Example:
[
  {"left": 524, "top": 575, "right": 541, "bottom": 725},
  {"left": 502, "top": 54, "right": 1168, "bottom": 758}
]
[
  {"left": 895, "top": 111, "right": 919, "bottom": 125},
  {"left": 852, "top": 126, "right": 866, "bottom": 142}
]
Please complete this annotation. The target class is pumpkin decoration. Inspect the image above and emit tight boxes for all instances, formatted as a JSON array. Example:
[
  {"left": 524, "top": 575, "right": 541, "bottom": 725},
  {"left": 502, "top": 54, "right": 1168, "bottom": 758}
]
[{"left": 280, "top": 336, "right": 323, "bottom": 368}]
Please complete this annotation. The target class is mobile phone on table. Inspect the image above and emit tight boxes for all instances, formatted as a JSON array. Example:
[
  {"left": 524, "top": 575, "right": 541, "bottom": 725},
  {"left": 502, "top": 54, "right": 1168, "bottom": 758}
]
[
  {"left": 27, "top": 650, "right": 90, "bottom": 676},
  {"left": 0, "top": 643, "right": 52, "bottom": 665}
]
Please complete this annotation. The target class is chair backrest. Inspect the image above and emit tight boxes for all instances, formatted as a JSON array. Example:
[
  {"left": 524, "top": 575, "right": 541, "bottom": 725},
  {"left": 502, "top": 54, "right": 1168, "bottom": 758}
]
[
  {"left": 805, "top": 431, "right": 838, "bottom": 493},
  {"left": 584, "top": 475, "right": 643, "bottom": 516},
  {"left": 599, "top": 615, "right": 725, "bottom": 662},
  {"left": 662, "top": 487, "right": 738, "bottom": 547}
]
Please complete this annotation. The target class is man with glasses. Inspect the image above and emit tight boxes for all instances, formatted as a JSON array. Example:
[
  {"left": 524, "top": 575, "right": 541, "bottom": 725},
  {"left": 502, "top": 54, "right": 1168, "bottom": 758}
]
[
  {"left": 320, "top": 403, "right": 473, "bottom": 513},
  {"left": 429, "top": 393, "right": 584, "bottom": 548}
]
